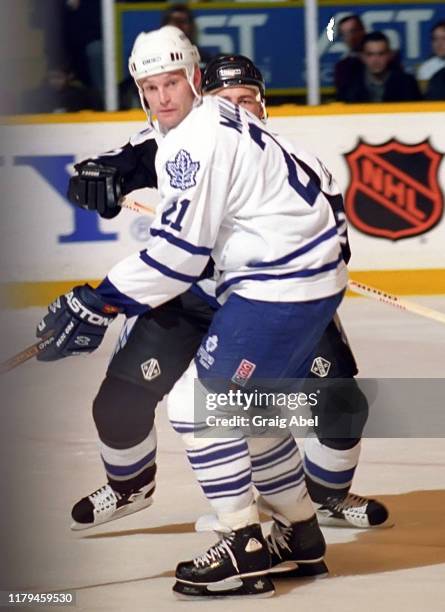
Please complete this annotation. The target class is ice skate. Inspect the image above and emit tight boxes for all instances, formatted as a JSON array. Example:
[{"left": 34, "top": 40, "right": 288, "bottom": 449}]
[
  {"left": 71, "top": 482, "right": 154, "bottom": 530},
  {"left": 173, "top": 522, "right": 274, "bottom": 599},
  {"left": 316, "top": 493, "right": 392, "bottom": 528}
]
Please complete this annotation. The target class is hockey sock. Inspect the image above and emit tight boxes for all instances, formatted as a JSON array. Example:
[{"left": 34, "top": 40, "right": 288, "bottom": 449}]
[
  {"left": 218, "top": 503, "right": 260, "bottom": 530},
  {"left": 168, "top": 363, "right": 256, "bottom": 515},
  {"left": 99, "top": 427, "right": 157, "bottom": 494},
  {"left": 304, "top": 437, "right": 361, "bottom": 504},
  {"left": 181, "top": 433, "right": 255, "bottom": 515},
  {"left": 249, "top": 436, "right": 315, "bottom": 522}
]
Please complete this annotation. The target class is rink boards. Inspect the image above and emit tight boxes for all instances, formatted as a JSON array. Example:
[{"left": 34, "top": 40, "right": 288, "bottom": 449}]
[{"left": 1, "top": 101, "right": 444, "bottom": 306}]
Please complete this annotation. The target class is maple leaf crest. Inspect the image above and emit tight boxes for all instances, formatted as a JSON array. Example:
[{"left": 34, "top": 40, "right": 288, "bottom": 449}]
[{"left": 166, "top": 149, "right": 200, "bottom": 191}]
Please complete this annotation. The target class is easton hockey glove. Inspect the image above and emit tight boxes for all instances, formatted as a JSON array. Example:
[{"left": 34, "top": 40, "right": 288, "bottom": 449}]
[
  {"left": 67, "top": 160, "right": 123, "bottom": 219},
  {"left": 36, "top": 284, "right": 121, "bottom": 361}
]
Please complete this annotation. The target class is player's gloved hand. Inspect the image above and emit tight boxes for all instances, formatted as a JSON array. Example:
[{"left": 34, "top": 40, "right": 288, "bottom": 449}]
[
  {"left": 67, "top": 160, "right": 123, "bottom": 219},
  {"left": 36, "top": 284, "right": 121, "bottom": 362}
]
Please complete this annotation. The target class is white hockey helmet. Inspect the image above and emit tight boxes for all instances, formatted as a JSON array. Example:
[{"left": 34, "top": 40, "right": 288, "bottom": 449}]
[{"left": 129, "top": 25, "right": 201, "bottom": 117}]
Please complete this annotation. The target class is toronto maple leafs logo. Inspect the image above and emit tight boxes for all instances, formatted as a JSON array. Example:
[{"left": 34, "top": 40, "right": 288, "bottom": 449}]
[
  {"left": 166, "top": 149, "right": 200, "bottom": 191},
  {"left": 205, "top": 335, "right": 218, "bottom": 353}
]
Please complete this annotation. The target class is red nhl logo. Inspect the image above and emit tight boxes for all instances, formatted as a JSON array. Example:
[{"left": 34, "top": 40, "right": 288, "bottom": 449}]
[
  {"left": 344, "top": 139, "right": 443, "bottom": 240},
  {"left": 232, "top": 359, "right": 256, "bottom": 387}
]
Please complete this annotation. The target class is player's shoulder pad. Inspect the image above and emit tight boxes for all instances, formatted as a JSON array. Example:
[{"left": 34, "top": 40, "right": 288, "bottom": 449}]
[{"left": 130, "top": 126, "right": 162, "bottom": 148}]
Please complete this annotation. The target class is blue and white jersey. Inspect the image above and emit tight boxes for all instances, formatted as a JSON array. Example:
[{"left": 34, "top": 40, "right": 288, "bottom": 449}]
[{"left": 98, "top": 96, "right": 347, "bottom": 315}]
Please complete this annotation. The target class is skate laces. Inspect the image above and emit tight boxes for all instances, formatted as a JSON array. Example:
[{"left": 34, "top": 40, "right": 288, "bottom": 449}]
[
  {"left": 330, "top": 493, "right": 368, "bottom": 512},
  {"left": 267, "top": 520, "right": 293, "bottom": 557},
  {"left": 192, "top": 533, "right": 236, "bottom": 568},
  {"left": 89, "top": 485, "right": 122, "bottom": 512}
]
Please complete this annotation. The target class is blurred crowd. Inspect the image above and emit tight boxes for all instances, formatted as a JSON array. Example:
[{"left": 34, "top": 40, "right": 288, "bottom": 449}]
[
  {"left": 11, "top": 2, "right": 445, "bottom": 115},
  {"left": 17, "top": 0, "right": 211, "bottom": 114},
  {"left": 334, "top": 15, "right": 445, "bottom": 103}
]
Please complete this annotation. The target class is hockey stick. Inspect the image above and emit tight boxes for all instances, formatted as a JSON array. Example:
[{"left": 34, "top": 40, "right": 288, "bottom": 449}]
[
  {"left": 4, "top": 200, "right": 442, "bottom": 373},
  {"left": 119, "top": 197, "right": 156, "bottom": 216},
  {"left": 124, "top": 198, "right": 445, "bottom": 326},
  {"left": 348, "top": 279, "right": 445, "bottom": 325},
  {"left": 0, "top": 332, "right": 55, "bottom": 375},
  {"left": 0, "top": 198, "right": 155, "bottom": 375}
]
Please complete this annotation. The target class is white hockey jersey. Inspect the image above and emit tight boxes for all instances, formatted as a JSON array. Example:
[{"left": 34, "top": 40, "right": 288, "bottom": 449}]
[{"left": 98, "top": 96, "right": 347, "bottom": 313}]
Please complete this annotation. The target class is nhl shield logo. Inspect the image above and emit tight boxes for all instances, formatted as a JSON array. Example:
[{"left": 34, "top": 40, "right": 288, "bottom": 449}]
[
  {"left": 344, "top": 139, "right": 443, "bottom": 240},
  {"left": 311, "top": 357, "right": 331, "bottom": 378},
  {"left": 141, "top": 358, "right": 161, "bottom": 381}
]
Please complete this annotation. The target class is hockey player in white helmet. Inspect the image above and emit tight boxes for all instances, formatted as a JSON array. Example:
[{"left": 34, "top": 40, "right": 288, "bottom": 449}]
[
  {"left": 37, "top": 26, "right": 351, "bottom": 598},
  {"left": 128, "top": 25, "right": 201, "bottom": 132},
  {"left": 62, "top": 51, "right": 389, "bottom": 557}
]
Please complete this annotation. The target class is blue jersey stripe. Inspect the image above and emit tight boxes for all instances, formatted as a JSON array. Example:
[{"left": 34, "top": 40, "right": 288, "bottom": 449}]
[
  {"left": 140, "top": 250, "right": 200, "bottom": 284},
  {"left": 97, "top": 277, "right": 150, "bottom": 316},
  {"left": 150, "top": 228, "right": 212, "bottom": 256},
  {"left": 216, "top": 253, "right": 343, "bottom": 298},
  {"left": 247, "top": 226, "right": 337, "bottom": 268}
]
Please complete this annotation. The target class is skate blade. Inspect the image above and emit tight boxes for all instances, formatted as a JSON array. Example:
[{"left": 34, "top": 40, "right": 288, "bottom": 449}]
[
  {"left": 317, "top": 513, "right": 394, "bottom": 529},
  {"left": 271, "top": 560, "right": 329, "bottom": 580},
  {"left": 173, "top": 575, "right": 275, "bottom": 599},
  {"left": 70, "top": 497, "right": 153, "bottom": 531}
]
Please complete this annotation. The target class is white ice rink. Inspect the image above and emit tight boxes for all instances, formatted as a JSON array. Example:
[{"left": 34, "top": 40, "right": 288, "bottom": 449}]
[{"left": 1, "top": 295, "right": 444, "bottom": 612}]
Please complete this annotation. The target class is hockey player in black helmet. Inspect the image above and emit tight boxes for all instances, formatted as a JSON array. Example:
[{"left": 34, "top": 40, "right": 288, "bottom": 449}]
[
  {"left": 202, "top": 54, "right": 267, "bottom": 122},
  {"left": 200, "top": 54, "right": 390, "bottom": 535}
]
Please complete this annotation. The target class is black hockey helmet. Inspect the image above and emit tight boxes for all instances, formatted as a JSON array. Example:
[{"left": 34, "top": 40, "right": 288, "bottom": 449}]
[{"left": 201, "top": 54, "right": 265, "bottom": 100}]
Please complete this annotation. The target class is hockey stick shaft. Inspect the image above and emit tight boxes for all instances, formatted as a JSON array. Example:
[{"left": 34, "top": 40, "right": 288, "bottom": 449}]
[
  {"left": 0, "top": 332, "right": 55, "bottom": 375},
  {"left": 123, "top": 199, "right": 445, "bottom": 325},
  {"left": 5, "top": 201, "right": 442, "bottom": 372},
  {"left": 348, "top": 279, "right": 445, "bottom": 325},
  {"left": 119, "top": 197, "right": 156, "bottom": 216}
]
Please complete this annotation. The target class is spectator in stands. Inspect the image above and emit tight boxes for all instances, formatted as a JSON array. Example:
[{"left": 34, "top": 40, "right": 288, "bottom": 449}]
[
  {"left": 425, "top": 66, "right": 445, "bottom": 100},
  {"left": 20, "top": 61, "right": 102, "bottom": 114},
  {"left": 338, "top": 32, "right": 422, "bottom": 103},
  {"left": 417, "top": 21, "right": 445, "bottom": 93},
  {"left": 160, "top": 3, "right": 212, "bottom": 67},
  {"left": 334, "top": 14, "right": 366, "bottom": 97},
  {"left": 62, "top": 0, "right": 103, "bottom": 98}
]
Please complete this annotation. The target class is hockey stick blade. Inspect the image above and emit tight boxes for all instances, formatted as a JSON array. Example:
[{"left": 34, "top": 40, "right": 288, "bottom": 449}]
[
  {"left": 0, "top": 333, "right": 55, "bottom": 375},
  {"left": 348, "top": 280, "right": 445, "bottom": 325}
]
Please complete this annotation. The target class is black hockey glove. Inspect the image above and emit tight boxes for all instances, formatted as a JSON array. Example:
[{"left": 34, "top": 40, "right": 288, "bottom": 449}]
[
  {"left": 36, "top": 284, "right": 121, "bottom": 362},
  {"left": 67, "top": 160, "right": 123, "bottom": 219}
]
